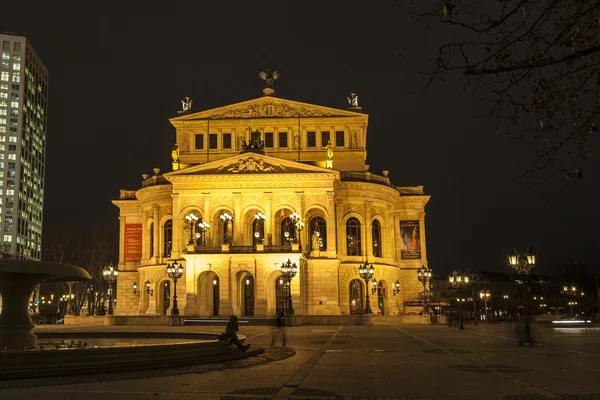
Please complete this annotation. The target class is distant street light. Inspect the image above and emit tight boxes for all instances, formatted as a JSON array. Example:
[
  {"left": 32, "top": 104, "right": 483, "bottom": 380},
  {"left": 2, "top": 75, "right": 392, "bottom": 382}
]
[
  {"left": 102, "top": 264, "right": 119, "bottom": 315},
  {"left": 417, "top": 265, "right": 432, "bottom": 314},
  {"left": 479, "top": 289, "right": 491, "bottom": 324},
  {"left": 508, "top": 246, "right": 536, "bottom": 346},
  {"left": 448, "top": 271, "right": 469, "bottom": 330}
]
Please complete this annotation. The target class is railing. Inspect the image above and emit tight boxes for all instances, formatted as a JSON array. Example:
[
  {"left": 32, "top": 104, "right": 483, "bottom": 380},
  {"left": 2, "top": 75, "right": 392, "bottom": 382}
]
[
  {"left": 340, "top": 172, "right": 424, "bottom": 195},
  {"left": 193, "top": 245, "right": 222, "bottom": 253},
  {"left": 189, "top": 244, "right": 300, "bottom": 254},
  {"left": 340, "top": 171, "right": 391, "bottom": 186}
]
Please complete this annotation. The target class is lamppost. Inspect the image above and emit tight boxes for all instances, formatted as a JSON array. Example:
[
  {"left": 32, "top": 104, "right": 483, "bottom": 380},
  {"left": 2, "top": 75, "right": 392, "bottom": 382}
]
[
  {"left": 448, "top": 271, "right": 469, "bottom": 330},
  {"left": 185, "top": 212, "right": 199, "bottom": 245},
  {"left": 198, "top": 219, "right": 210, "bottom": 245},
  {"left": 220, "top": 212, "right": 233, "bottom": 244},
  {"left": 102, "top": 264, "right": 119, "bottom": 315},
  {"left": 280, "top": 259, "right": 298, "bottom": 315},
  {"left": 508, "top": 246, "right": 536, "bottom": 346},
  {"left": 479, "top": 289, "right": 491, "bottom": 324},
  {"left": 166, "top": 260, "right": 184, "bottom": 325},
  {"left": 358, "top": 262, "right": 375, "bottom": 314},
  {"left": 503, "top": 294, "right": 509, "bottom": 320},
  {"left": 393, "top": 280, "right": 401, "bottom": 296},
  {"left": 417, "top": 265, "right": 432, "bottom": 314},
  {"left": 561, "top": 284, "right": 578, "bottom": 314}
]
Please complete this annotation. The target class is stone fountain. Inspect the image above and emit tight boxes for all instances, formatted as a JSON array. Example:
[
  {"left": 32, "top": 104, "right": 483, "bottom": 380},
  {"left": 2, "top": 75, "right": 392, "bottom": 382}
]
[{"left": 0, "top": 260, "right": 90, "bottom": 350}]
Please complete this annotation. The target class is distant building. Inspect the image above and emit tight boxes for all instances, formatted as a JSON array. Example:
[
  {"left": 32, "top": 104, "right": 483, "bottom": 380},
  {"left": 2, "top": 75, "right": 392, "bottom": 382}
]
[{"left": 0, "top": 33, "right": 47, "bottom": 259}]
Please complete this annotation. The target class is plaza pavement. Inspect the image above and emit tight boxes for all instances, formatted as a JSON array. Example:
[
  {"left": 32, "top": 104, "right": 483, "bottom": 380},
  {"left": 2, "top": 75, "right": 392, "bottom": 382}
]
[{"left": 1, "top": 322, "right": 599, "bottom": 400}]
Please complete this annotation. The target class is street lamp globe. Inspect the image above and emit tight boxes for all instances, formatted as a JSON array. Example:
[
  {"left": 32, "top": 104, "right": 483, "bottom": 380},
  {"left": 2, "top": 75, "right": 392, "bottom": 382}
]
[
  {"left": 525, "top": 245, "right": 536, "bottom": 267},
  {"left": 508, "top": 247, "right": 519, "bottom": 267}
]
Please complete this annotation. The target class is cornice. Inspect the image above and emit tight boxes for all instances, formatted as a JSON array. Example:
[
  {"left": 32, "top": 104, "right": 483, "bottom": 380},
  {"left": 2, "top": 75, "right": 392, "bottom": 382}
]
[
  {"left": 171, "top": 116, "right": 368, "bottom": 127},
  {"left": 112, "top": 199, "right": 140, "bottom": 207},
  {"left": 169, "top": 173, "right": 337, "bottom": 182}
]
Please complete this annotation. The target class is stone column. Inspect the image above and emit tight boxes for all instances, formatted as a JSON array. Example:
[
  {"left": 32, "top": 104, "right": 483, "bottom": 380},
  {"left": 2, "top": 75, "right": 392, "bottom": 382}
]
[
  {"left": 152, "top": 204, "right": 160, "bottom": 260},
  {"left": 385, "top": 206, "right": 395, "bottom": 260},
  {"left": 335, "top": 200, "right": 344, "bottom": 255},
  {"left": 254, "top": 259, "right": 267, "bottom": 317},
  {"left": 203, "top": 193, "right": 212, "bottom": 244},
  {"left": 218, "top": 260, "right": 233, "bottom": 316},
  {"left": 118, "top": 216, "right": 126, "bottom": 267},
  {"left": 141, "top": 211, "right": 148, "bottom": 261},
  {"left": 171, "top": 193, "right": 181, "bottom": 259},
  {"left": 295, "top": 191, "right": 304, "bottom": 246},
  {"left": 419, "top": 211, "right": 427, "bottom": 262},
  {"left": 365, "top": 201, "right": 373, "bottom": 258},
  {"left": 326, "top": 191, "right": 336, "bottom": 256},
  {"left": 360, "top": 224, "right": 366, "bottom": 258},
  {"left": 264, "top": 192, "right": 273, "bottom": 243},
  {"left": 233, "top": 192, "right": 242, "bottom": 245}
]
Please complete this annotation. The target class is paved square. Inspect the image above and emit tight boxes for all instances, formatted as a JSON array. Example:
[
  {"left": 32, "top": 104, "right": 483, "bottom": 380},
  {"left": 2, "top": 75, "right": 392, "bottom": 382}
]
[{"left": 1, "top": 323, "right": 599, "bottom": 399}]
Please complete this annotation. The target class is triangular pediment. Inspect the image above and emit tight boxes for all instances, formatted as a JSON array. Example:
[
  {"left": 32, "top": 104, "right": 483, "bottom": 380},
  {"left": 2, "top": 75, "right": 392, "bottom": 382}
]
[
  {"left": 170, "top": 96, "right": 366, "bottom": 124},
  {"left": 164, "top": 152, "right": 339, "bottom": 179}
]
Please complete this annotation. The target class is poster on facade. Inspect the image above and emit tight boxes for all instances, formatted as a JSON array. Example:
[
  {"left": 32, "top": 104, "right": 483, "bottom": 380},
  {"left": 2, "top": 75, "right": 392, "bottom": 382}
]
[
  {"left": 124, "top": 224, "right": 142, "bottom": 262},
  {"left": 400, "top": 220, "right": 421, "bottom": 260}
]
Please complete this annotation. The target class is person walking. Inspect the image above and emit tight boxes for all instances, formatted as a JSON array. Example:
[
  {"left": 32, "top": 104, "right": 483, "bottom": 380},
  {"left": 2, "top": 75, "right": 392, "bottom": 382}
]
[
  {"left": 270, "top": 309, "right": 287, "bottom": 347},
  {"left": 224, "top": 315, "right": 250, "bottom": 353}
]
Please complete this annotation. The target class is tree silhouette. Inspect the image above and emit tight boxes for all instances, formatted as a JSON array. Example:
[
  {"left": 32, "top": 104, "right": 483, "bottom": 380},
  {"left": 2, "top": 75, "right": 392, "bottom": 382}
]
[{"left": 403, "top": 0, "right": 599, "bottom": 180}]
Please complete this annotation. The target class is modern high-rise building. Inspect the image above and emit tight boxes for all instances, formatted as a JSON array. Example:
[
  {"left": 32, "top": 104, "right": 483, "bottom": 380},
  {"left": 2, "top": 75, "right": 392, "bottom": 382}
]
[{"left": 0, "top": 33, "right": 47, "bottom": 260}]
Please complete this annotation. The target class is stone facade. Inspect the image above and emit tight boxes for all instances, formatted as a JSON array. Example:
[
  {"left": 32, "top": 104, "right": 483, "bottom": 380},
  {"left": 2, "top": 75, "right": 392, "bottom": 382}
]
[{"left": 112, "top": 95, "right": 430, "bottom": 319}]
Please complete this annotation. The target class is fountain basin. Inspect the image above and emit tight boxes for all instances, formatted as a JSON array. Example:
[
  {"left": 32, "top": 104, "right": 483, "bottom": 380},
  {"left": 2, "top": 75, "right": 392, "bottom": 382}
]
[
  {"left": 0, "top": 332, "right": 260, "bottom": 379},
  {"left": 0, "top": 260, "right": 90, "bottom": 350}
]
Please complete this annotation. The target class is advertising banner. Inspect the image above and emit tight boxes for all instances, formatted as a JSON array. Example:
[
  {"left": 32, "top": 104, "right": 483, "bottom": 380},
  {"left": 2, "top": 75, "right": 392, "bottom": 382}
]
[
  {"left": 400, "top": 220, "right": 421, "bottom": 260},
  {"left": 124, "top": 223, "right": 142, "bottom": 262}
]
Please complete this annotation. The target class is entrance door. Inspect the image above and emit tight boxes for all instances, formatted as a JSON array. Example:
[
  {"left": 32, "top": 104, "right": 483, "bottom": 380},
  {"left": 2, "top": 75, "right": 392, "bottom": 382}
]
[
  {"left": 377, "top": 281, "right": 386, "bottom": 315},
  {"left": 212, "top": 276, "right": 220, "bottom": 316},
  {"left": 243, "top": 275, "right": 254, "bottom": 316},
  {"left": 349, "top": 279, "right": 363, "bottom": 315},
  {"left": 163, "top": 281, "right": 171, "bottom": 315},
  {"left": 275, "top": 275, "right": 286, "bottom": 314}
]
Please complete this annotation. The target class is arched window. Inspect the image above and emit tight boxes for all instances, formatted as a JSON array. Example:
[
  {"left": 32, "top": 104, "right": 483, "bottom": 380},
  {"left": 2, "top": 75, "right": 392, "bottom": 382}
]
[
  {"left": 149, "top": 222, "right": 154, "bottom": 257},
  {"left": 346, "top": 217, "right": 361, "bottom": 256},
  {"left": 280, "top": 218, "right": 297, "bottom": 245},
  {"left": 372, "top": 219, "right": 381, "bottom": 257},
  {"left": 309, "top": 216, "right": 327, "bottom": 251},
  {"left": 163, "top": 219, "right": 172, "bottom": 257}
]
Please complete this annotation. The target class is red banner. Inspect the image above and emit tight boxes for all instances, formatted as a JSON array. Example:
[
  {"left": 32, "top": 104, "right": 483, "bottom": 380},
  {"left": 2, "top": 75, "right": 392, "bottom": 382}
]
[{"left": 124, "top": 224, "right": 142, "bottom": 262}]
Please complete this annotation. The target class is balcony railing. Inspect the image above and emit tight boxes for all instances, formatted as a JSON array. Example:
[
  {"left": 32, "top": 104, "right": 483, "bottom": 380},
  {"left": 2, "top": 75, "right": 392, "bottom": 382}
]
[{"left": 188, "top": 244, "right": 300, "bottom": 254}]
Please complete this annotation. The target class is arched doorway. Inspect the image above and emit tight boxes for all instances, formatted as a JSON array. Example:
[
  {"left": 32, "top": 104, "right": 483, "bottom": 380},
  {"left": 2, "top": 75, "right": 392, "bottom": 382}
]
[
  {"left": 212, "top": 275, "right": 220, "bottom": 316},
  {"left": 349, "top": 279, "right": 363, "bottom": 315},
  {"left": 162, "top": 281, "right": 171, "bottom": 315},
  {"left": 242, "top": 274, "right": 254, "bottom": 316},
  {"left": 275, "top": 275, "right": 286, "bottom": 314},
  {"left": 377, "top": 280, "right": 386, "bottom": 315}
]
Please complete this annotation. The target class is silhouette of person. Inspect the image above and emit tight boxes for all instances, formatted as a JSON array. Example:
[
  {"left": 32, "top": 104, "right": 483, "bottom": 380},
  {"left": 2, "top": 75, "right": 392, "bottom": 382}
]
[{"left": 224, "top": 315, "right": 250, "bottom": 353}]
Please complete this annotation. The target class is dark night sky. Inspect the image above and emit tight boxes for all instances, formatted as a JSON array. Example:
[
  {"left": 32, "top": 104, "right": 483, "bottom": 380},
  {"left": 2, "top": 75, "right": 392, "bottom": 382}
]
[{"left": 3, "top": 1, "right": 598, "bottom": 276}]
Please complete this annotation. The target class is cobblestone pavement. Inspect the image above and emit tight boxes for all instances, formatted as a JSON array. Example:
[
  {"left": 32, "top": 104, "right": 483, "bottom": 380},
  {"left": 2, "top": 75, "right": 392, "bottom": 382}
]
[{"left": 1, "top": 323, "right": 600, "bottom": 399}]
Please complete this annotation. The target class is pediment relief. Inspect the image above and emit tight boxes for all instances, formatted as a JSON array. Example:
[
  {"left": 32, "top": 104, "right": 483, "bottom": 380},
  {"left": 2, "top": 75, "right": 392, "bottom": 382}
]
[
  {"left": 209, "top": 100, "right": 331, "bottom": 119},
  {"left": 217, "top": 157, "right": 285, "bottom": 173}
]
